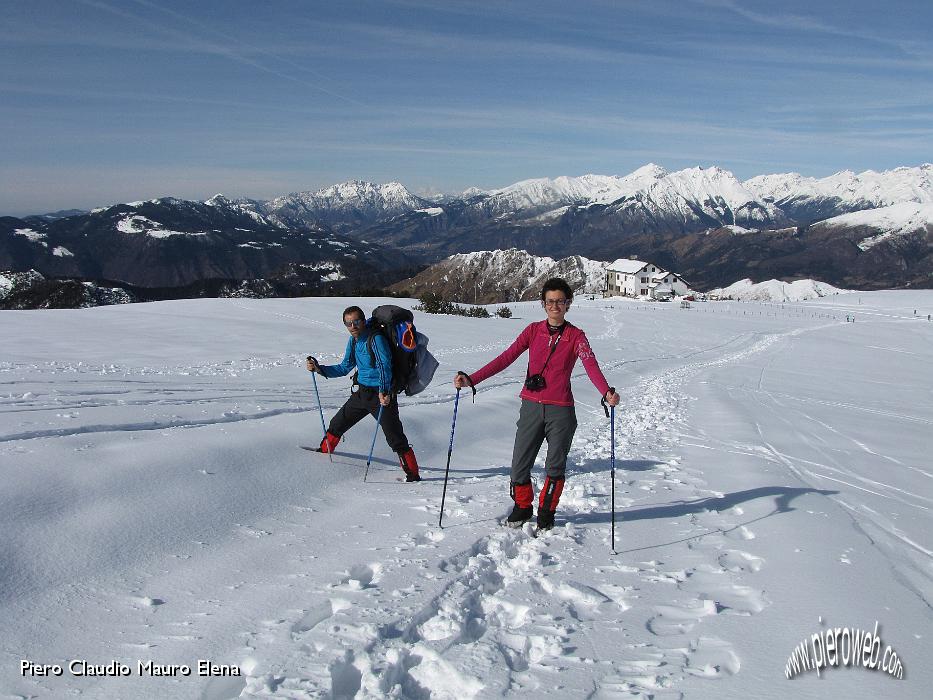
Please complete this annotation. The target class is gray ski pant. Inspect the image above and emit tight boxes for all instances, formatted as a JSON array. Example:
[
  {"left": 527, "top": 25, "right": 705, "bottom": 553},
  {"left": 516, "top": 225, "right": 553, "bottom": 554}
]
[{"left": 510, "top": 399, "right": 577, "bottom": 484}]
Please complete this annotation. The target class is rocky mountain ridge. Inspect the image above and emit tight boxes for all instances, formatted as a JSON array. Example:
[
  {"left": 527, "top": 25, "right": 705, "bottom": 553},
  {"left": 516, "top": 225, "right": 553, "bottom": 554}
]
[
  {"left": 1, "top": 195, "right": 416, "bottom": 289},
  {"left": 389, "top": 248, "right": 607, "bottom": 304}
]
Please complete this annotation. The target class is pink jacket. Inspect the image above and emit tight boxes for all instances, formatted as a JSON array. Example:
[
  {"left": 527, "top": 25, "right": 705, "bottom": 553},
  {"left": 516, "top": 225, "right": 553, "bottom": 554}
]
[{"left": 469, "top": 321, "right": 611, "bottom": 407}]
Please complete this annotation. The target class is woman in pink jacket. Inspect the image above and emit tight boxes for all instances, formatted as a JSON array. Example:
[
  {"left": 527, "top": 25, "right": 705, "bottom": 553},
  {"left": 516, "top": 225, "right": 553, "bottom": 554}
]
[{"left": 454, "top": 278, "right": 620, "bottom": 530}]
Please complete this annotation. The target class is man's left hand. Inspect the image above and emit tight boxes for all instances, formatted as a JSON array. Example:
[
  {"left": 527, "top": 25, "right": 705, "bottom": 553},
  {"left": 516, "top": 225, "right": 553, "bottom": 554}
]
[{"left": 379, "top": 392, "right": 391, "bottom": 407}]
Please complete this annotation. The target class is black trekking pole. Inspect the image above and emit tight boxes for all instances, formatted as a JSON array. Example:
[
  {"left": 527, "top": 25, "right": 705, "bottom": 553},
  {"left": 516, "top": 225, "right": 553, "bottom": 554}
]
[
  {"left": 439, "top": 372, "right": 475, "bottom": 528},
  {"left": 363, "top": 404, "right": 384, "bottom": 482},
  {"left": 308, "top": 356, "right": 332, "bottom": 462},
  {"left": 611, "top": 403, "right": 616, "bottom": 554},
  {"left": 602, "top": 388, "right": 617, "bottom": 554}
]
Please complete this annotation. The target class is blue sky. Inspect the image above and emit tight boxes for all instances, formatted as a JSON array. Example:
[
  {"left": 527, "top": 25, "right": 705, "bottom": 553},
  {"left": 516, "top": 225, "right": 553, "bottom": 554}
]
[{"left": 2, "top": 0, "right": 931, "bottom": 215}]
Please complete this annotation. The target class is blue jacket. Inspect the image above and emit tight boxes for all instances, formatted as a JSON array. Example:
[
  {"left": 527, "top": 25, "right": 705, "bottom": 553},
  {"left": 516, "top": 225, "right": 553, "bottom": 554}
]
[{"left": 321, "top": 331, "right": 392, "bottom": 393}]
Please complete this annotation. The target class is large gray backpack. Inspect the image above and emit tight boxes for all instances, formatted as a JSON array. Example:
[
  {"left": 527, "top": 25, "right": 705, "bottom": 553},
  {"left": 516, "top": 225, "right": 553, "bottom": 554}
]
[{"left": 366, "top": 305, "right": 439, "bottom": 396}]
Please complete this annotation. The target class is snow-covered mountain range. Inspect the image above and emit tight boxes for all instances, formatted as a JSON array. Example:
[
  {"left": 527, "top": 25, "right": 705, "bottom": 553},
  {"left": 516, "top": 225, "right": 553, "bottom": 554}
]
[
  {"left": 442, "top": 163, "right": 932, "bottom": 228},
  {"left": 744, "top": 164, "right": 933, "bottom": 222},
  {"left": 3, "top": 163, "right": 931, "bottom": 300}
]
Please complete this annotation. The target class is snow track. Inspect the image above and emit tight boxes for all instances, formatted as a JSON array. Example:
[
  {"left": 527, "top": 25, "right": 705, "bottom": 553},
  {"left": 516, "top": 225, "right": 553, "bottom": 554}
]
[
  {"left": 2, "top": 294, "right": 931, "bottom": 699},
  {"left": 229, "top": 310, "right": 786, "bottom": 698}
]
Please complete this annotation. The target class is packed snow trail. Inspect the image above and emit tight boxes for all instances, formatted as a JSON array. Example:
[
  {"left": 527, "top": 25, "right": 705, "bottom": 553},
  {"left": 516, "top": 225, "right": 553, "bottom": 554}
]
[{"left": 1, "top": 293, "right": 931, "bottom": 699}]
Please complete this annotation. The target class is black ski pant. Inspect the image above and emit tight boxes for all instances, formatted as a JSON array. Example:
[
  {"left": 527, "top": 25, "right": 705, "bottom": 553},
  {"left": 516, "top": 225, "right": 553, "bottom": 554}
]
[{"left": 327, "top": 386, "right": 410, "bottom": 455}]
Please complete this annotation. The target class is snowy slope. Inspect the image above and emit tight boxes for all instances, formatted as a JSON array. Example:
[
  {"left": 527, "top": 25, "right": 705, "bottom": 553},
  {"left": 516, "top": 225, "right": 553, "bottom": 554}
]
[
  {"left": 708, "top": 278, "right": 850, "bottom": 301},
  {"left": 2, "top": 293, "right": 931, "bottom": 699},
  {"left": 815, "top": 202, "right": 933, "bottom": 251}
]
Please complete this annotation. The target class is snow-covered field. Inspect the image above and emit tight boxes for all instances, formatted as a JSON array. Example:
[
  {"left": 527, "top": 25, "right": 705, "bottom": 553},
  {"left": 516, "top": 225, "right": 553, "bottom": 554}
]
[{"left": 1, "top": 292, "right": 931, "bottom": 699}]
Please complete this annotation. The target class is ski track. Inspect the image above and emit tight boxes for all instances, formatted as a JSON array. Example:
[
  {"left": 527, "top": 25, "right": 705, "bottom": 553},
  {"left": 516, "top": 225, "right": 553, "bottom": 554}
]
[
  {"left": 224, "top": 310, "right": 794, "bottom": 698},
  {"left": 9, "top": 300, "right": 897, "bottom": 699}
]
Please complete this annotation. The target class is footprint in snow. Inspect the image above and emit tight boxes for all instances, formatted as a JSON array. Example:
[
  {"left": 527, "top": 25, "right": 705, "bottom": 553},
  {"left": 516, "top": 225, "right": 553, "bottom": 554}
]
[
  {"left": 536, "top": 579, "right": 612, "bottom": 620},
  {"left": 647, "top": 599, "right": 718, "bottom": 636},
  {"left": 290, "top": 600, "right": 337, "bottom": 636},
  {"left": 414, "top": 530, "right": 445, "bottom": 546},
  {"left": 328, "top": 649, "right": 363, "bottom": 699},
  {"left": 681, "top": 569, "right": 768, "bottom": 616},
  {"left": 130, "top": 595, "right": 165, "bottom": 608},
  {"left": 338, "top": 563, "right": 382, "bottom": 590},
  {"left": 597, "top": 643, "right": 683, "bottom": 693},
  {"left": 717, "top": 549, "right": 764, "bottom": 573},
  {"left": 683, "top": 636, "right": 741, "bottom": 678}
]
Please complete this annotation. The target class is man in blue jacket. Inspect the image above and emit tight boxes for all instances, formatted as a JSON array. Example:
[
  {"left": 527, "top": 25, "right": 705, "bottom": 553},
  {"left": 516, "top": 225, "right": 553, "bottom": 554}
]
[{"left": 306, "top": 305, "right": 421, "bottom": 482}]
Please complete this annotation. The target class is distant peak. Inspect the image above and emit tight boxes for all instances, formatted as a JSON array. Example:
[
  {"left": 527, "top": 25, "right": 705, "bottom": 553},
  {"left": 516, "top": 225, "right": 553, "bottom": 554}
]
[{"left": 631, "top": 163, "right": 668, "bottom": 177}]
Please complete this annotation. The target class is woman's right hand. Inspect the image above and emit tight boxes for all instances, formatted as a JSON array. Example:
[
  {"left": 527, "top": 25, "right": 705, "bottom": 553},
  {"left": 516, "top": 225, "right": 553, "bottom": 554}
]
[{"left": 453, "top": 373, "right": 468, "bottom": 389}]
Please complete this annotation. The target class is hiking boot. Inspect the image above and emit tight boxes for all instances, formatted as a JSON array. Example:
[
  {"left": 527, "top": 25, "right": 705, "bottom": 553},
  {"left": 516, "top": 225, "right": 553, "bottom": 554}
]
[
  {"left": 537, "top": 476, "right": 564, "bottom": 530},
  {"left": 316, "top": 431, "right": 341, "bottom": 453},
  {"left": 506, "top": 505, "right": 534, "bottom": 528},
  {"left": 536, "top": 509, "right": 555, "bottom": 530},
  {"left": 398, "top": 447, "right": 421, "bottom": 482},
  {"left": 507, "top": 481, "right": 534, "bottom": 527}
]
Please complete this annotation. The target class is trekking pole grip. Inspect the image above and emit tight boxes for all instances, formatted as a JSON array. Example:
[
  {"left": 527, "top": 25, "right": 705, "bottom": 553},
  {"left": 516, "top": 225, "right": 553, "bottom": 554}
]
[
  {"left": 457, "top": 371, "right": 476, "bottom": 402},
  {"left": 600, "top": 386, "right": 616, "bottom": 418}
]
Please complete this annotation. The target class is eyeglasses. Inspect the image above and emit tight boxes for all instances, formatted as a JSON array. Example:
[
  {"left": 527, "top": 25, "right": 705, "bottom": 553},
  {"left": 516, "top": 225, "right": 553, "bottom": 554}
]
[
  {"left": 344, "top": 318, "right": 365, "bottom": 328},
  {"left": 542, "top": 299, "right": 571, "bottom": 307}
]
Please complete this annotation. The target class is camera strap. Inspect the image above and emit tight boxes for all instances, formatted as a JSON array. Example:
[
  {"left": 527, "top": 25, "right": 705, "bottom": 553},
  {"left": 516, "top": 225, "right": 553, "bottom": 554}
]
[{"left": 528, "top": 323, "right": 564, "bottom": 379}]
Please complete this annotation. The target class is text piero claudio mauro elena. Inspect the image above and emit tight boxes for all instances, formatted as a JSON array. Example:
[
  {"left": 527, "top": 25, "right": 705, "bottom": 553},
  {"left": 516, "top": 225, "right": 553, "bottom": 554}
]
[{"left": 21, "top": 659, "right": 241, "bottom": 678}]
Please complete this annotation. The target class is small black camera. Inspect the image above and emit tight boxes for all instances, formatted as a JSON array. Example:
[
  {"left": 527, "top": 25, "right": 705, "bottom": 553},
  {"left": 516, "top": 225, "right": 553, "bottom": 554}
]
[{"left": 524, "top": 373, "right": 546, "bottom": 391}]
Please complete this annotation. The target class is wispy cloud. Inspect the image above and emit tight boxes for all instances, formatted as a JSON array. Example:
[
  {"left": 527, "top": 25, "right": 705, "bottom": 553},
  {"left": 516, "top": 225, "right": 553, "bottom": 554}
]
[
  {"left": 74, "top": 0, "right": 369, "bottom": 107},
  {"left": 692, "top": 0, "right": 931, "bottom": 58},
  {"left": 305, "top": 19, "right": 670, "bottom": 66}
]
